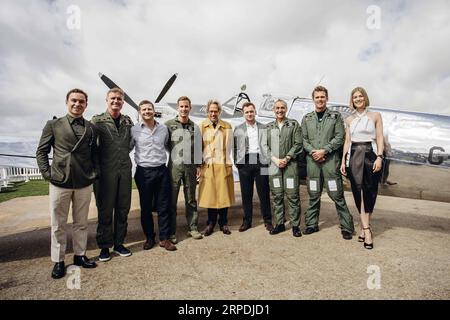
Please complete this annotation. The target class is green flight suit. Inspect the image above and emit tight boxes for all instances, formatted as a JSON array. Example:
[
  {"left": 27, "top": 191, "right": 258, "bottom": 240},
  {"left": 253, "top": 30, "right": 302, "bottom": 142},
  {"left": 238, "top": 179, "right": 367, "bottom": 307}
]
[
  {"left": 91, "top": 112, "right": 134, "bottom": 249},
  {"left": 301, "top": 108, "right": 354, "bottom": 233},
  {"left": 165, "top": 117, "right": 202, "bottom": 234},
  {"left": 266, "top": 118, "right": 303, "bottom": 227}
]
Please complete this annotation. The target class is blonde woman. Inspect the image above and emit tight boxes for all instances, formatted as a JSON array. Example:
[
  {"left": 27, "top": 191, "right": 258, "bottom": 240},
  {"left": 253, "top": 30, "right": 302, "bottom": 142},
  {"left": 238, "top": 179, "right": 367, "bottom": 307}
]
[{"left": 340, "top": 87, "right": 384, "bottom": 249}]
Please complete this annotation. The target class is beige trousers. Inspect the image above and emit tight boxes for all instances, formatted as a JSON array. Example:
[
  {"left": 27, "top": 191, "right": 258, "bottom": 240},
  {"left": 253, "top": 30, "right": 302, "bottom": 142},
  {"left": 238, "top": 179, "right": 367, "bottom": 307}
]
[{"left": 49, "top": 183, "right": 93, "bottom": 262}]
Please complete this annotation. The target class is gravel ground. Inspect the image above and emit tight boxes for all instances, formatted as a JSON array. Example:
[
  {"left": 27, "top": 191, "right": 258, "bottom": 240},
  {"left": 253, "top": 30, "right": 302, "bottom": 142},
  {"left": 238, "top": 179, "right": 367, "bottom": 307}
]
[{"left": 0, "top": 186, "right": 449, "bottom": 300}]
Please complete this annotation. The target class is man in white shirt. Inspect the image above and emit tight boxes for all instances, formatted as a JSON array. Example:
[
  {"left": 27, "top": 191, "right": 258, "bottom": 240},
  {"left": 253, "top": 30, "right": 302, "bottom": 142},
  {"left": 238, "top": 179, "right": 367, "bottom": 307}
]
[
  {"left": 233, "top": 102, "right": 273, "bottom": 232},
  {"left": 130, "top": 100, "right": 176, "bottom": 251}
]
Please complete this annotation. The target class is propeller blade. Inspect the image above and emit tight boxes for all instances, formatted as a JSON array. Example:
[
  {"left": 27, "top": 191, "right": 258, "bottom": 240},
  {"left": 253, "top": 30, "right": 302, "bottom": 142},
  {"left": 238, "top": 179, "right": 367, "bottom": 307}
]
[
  {"left": 155, "top": 73, "right": 178, "bottom": 103},
  {"left": 98, "top": 72, "right": 139, "bottom": 111}
]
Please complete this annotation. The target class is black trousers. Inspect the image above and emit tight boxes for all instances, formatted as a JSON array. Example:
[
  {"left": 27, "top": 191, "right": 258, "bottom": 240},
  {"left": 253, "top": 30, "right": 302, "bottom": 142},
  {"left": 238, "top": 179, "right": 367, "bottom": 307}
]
[
  {"left": 207, "top": 208, "right": 229, "bottom": 227},
  {"left": 237, "top": 155, "right": 272, "bottom": 225},
  {"left": 348, "top": 142, "right": 381, "bottom": 214},
  {"left": 134, "top": 165, "right": 171, "bottom": 241}
]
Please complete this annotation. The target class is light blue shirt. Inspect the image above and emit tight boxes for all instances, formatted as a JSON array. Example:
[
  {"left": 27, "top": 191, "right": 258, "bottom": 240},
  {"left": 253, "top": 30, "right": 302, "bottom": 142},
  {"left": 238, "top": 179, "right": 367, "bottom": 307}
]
[{"left": 130, "top": 121, "right": 169, "bottom": 167}]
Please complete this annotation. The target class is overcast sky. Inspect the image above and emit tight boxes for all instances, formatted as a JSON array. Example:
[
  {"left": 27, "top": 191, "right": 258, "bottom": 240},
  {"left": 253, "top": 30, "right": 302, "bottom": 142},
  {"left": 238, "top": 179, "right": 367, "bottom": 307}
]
[{"left": 1, "top": 0, "right": 449, "bottom": 140}]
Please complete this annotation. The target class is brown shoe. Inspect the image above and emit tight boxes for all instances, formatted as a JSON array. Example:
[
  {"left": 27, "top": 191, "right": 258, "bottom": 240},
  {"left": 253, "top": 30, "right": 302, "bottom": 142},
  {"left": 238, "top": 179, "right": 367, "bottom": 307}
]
[
  {"left": 239, "top": 223, "right": 251, "bottom": 232},
  {"left": 159, "top": 240, "right": 177, "bottom": 251},
  {"left": 203, "top": 224, "right": 214, "bottom": 236},
  {"left": 265, "top": 223, "right": 274, "bottom": 232},
  {"left": 220, "top": 225, "right": 231, "bottom": 235}
]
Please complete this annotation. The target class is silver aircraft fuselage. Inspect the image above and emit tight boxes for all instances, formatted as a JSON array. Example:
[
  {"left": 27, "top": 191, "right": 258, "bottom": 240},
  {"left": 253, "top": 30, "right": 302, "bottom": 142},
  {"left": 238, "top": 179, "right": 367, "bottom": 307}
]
[{"left": 153, "top": 93, "right": 450, "bottom": 203}]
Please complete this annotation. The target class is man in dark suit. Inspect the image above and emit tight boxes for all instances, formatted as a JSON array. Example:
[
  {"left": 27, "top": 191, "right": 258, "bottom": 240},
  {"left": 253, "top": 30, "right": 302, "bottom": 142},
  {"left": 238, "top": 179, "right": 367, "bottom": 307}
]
[
  {"left": 36, "top": 88, "right": 98, "bottom": 279},
  {"left": 233, "top": 102, "right": 273, "bottom": 232}
]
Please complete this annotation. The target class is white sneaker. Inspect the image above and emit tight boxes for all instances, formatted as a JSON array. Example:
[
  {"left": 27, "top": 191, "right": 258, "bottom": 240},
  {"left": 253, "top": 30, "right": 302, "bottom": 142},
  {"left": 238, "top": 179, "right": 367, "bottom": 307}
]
[
  {"left": 169, "top": 235, "right": 178, "bottom": 244},
  {"left": 187, "top": 230, "right": 203, "bottom": 240}
]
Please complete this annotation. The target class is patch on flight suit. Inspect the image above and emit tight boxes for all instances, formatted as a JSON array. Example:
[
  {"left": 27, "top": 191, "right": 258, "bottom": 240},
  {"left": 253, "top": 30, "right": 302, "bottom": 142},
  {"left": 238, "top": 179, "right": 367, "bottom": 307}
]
[
  {"left": 327, "top": 180, "right": 338, "bottom": 192},
  {"left": 309, "top": 180, "right": 318, "bottom": 192},
  {"left": 273, "top": 178, "right": 281, "bottom": 188},
  {"left": 286, "top": 178, "right": 294, "bottom": 189},
  {"left": 122, "top": 115, "right": 133, "bottom": 125}
]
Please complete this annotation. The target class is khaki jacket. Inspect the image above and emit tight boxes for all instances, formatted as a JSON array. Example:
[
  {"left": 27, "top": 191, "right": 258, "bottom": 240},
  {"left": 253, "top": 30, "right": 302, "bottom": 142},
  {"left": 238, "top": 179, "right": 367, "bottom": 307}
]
[{"left": 198, "top": 119, "right": 235, "bottom": 208}]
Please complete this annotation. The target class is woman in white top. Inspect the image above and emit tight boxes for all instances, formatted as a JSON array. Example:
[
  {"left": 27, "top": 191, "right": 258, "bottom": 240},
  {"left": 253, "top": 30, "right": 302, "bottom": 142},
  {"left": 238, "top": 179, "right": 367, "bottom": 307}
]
[{"left": 340, "top": 87, "right": 384, "bottom": 250}]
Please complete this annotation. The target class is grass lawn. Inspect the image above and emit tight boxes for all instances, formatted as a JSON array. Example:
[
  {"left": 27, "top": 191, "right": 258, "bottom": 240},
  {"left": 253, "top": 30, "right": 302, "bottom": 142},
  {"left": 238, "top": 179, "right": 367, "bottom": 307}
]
[
  {"left": 0, "top": 180, "right": 49, "bottom": 203},
  {"left": 0, "top": 179, "right": 138, "bottom": 203}
]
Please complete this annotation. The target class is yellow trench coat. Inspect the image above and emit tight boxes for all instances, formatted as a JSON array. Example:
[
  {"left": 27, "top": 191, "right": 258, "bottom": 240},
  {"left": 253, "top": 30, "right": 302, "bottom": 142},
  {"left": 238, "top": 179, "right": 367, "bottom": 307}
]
[{"left": 198, "top": 119, "right": 235, "bottom": 209}]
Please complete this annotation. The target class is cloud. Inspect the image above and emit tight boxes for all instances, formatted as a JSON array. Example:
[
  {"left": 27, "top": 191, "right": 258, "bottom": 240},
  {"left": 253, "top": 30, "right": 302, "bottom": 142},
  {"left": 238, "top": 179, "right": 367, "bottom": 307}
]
[{"left": 0, "top": 0, "right": 449, "bottom": 140}]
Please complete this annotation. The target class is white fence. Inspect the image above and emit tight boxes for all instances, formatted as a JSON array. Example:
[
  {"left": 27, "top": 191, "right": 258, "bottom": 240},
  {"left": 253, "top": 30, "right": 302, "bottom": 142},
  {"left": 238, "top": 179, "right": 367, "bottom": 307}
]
[{"left": 0, "top": 166, "right": 43, "bottom": 191}]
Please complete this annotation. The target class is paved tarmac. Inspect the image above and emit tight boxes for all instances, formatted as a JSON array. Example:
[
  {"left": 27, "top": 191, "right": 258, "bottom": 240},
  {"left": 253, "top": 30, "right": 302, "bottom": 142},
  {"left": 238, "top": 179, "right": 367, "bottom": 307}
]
[{"left": 0, "top": 185, "right": 449, "bottom": 300}]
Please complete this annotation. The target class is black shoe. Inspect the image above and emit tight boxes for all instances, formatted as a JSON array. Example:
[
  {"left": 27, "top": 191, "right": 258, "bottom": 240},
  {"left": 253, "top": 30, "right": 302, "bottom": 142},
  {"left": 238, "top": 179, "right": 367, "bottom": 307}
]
[
  {"left": 238, "top": 223, "right": 251, "bottom": 232},
  {"left": 51, "top": 262, "right": 66, "bottom": 279},
  {"left": 269, "top": 224, "right": 286, "bottom": 235},
  {"left": 341, "top": 230, "right": 353, "bottom": 240},
  {"left": 292, "top": 226, "right": 302, "bottom": 237},
  {"left": 304, "top": 226, "right": 319, "bottom": 235},
  {"left": 74, "top": 255, "right": 97, "bottom": 268},
  {"left": 264, "top": 223, "right": 274, "bottom": 232},
  {"left": 99, "top": 248, "right": 111, "bottom": 262},
  {"left": 114, "top": 245, "right": 132, "bottom": 257},
  {"left": 203, "top": 224, "right": 214, "bottom": 236},
  {"left": 143, "top": 238, "right": 155, "bottom": 250},
  {"left": 363, "top": 227, "right": 374, "bottom": 249},
  {"left": 220, "top": 225, "right": 232, "bottom": 235},
  {"left": 364, "top": 241, "right": 374, "bottom": 249}
]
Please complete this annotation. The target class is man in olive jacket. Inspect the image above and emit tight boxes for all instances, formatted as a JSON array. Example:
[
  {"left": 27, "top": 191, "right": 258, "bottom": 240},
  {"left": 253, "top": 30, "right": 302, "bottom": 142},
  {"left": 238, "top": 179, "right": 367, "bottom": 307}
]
[
  {"left": 36, "top": 88, "right": 98, "bottom": 279},
  {"left": 92, "top": 87, "right": 134, "bottom": 262}
]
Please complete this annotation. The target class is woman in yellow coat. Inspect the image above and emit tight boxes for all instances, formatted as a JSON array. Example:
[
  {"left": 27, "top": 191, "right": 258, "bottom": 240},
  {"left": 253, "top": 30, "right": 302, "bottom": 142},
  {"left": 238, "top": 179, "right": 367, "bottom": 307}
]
[{"left": 199, "top": 100, "right": 235, "bottom": 236}]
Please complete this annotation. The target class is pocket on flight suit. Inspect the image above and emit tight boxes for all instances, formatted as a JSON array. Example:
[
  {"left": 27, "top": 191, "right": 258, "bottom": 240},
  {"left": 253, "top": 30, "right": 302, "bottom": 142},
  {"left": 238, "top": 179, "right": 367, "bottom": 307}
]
[
  {"left": 270, "top": 175, "right": 283, "bottom": 190},
  {"left": 307, "top": 177, "right": 321, "bottom": 195},
  {"left": 324, "top": 177, "right": 343, "bottom": 198}
]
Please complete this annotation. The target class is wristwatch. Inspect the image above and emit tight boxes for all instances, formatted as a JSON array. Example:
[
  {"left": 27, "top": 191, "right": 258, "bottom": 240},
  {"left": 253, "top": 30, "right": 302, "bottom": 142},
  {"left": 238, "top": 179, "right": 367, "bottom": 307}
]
[{"left": 377, "top": 154, "right": 384, "bottom": 160}]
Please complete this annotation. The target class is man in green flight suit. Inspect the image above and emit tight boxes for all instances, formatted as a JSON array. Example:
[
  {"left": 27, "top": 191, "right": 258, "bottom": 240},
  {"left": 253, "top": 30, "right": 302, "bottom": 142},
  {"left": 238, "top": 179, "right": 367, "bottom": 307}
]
[
  {"left": 165, "top": 96, "right": 203, "bottom": 243},
  {"left": 301, "top": 86, "right": 354, "bottom": 240},
  {"left": 92, "top": 87, "right": 134, "bottom": 261},
  {"left": 266, "top": 99, "right": 303, "bottom": 237}
]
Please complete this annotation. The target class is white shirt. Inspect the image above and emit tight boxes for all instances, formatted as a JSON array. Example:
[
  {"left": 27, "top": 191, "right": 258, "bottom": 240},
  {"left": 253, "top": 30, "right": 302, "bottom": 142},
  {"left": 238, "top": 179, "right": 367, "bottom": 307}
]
[
  {"left": 246, "top": 122, "right": 260, "bottom": 153},
  {"left": 130, "top": 121, "right": 169, "bottom": 167}
]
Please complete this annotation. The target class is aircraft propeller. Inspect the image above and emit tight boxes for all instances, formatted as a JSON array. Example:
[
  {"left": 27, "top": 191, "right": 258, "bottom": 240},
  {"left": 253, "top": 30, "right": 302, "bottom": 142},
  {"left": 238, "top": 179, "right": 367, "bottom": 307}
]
[
  {"left": 155, "top": 73, "right": 178, "bottom": 103},
  {"left": 98, "top": 72, "right": 139, "bottom": 110},
  {"left": 98, "top": 72, "right": 178, "bottom": 110}
]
